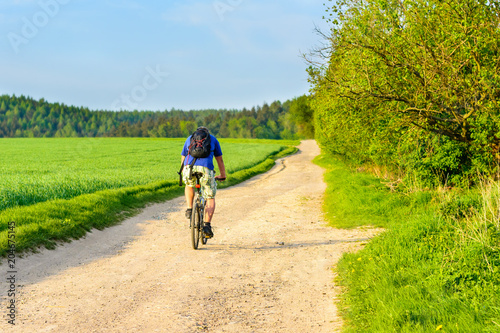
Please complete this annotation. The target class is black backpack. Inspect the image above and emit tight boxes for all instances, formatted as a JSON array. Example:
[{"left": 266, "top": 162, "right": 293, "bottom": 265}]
[
  {"left": 188, "top": 129, "right": 212, "bottom": 159},
  {"left": 178, "top": 128, "right": 212, "bottom": 185}
]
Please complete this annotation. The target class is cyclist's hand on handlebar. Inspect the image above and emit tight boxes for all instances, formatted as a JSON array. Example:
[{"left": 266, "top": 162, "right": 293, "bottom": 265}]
[{"left": 215, "top": 175, "right": 226, "bottom": 181}]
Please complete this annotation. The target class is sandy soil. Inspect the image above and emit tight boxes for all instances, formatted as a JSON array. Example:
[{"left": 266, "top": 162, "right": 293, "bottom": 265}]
[{"left": 1, "top": 140, "right": 381, "bottom": 332}]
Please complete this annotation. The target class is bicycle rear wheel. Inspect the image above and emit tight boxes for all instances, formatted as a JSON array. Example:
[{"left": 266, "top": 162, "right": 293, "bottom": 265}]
[{"left": 191, "top": 204, "right": 200, "bottom": 249}]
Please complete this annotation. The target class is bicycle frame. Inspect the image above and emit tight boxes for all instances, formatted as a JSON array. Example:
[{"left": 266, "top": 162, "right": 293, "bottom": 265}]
[
  {"left": 190, "top": 172, "right": 207, "bottom": 249},
  {"left": 188, "top": 171, "right": 224, "bottom": 249}
]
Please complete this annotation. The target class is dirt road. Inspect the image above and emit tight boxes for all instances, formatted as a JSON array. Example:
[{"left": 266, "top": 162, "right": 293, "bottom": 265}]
[{"left": 2, "top": 140, "right": 379, "bottom": 332}]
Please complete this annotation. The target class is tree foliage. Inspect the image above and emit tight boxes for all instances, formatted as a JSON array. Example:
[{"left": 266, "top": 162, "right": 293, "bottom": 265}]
[
  {"left": 0, "top": 94, "right": 302, "bottom": 140},
  {"left": 289, "top": 95, "right": 315, "bottom": 139},
  {"left": 310, "top": 0, "right": 500, "bottom": 185}
]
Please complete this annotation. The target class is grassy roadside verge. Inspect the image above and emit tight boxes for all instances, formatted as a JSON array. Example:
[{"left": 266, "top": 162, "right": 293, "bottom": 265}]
[
  {"left": 0, "top": 145, "right": 297, "bottom": 257},
  {"left": 314, "top": 154, "right": 500, "bottom": 332}
]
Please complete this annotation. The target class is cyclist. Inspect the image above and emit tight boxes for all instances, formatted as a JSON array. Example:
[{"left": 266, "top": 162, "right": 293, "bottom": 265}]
[{"left": 181, "top": 126, "right": 226, "bottom": 238}]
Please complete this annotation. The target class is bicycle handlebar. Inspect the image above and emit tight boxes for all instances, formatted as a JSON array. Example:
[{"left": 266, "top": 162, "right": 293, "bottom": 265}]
[
  {"left": 185, "top": 171, "right": 226, "bottom": 184},
  {"left": 191, "top": 172, "right": 225, "bottom": 181}
]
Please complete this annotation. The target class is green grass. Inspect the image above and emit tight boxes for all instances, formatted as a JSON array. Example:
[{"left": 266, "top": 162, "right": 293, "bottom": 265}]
[
  {"left": 315, "top": 154, "right": 500, "bottom": 332},
  {"left": 313, "top": 154, "right": 411, "bottom": 229},
  {"left": 0, "top": 138, "right": 298, "bottom": 256},
  {"left": 0, "top": 138, "right": 295, "bottom": 212}
]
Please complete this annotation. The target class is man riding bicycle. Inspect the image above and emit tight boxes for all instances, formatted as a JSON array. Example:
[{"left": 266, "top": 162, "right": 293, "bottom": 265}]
[{"left": 181, "top": 126, "right": 226, "bottom": 238}]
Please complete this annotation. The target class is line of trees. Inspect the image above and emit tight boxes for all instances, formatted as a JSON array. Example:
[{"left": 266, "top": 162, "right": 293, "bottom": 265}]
[
  {"left": 306, "top": 0, "right": 500, "bottom": 186},
  {"left": 0, "top": 94, "right": 312, "bottom": 140}
]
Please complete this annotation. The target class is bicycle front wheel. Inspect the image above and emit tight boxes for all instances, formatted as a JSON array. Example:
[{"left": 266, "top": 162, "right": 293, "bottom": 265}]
[
  {"left": 200, "top": 206, "right": 207, "bottom": 245},
  {"left": 191, "top": 204, "right": 200, "bottom": 249}
]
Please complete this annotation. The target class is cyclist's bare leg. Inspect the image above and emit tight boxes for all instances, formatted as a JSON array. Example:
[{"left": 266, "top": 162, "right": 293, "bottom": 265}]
[
  {"left": 185, "top": 186, "right": 194, "bottom": 209},
  {"left": 205, "top": 198, "right": 215, "bottom": 223}
]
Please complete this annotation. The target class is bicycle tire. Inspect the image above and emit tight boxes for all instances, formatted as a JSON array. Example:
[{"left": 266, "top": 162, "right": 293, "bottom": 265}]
[
  {"left": 200, "top": 206, "right": 207, "bottom": 245},
  {"left": 191, "top": 204, "right": 200, "bottom": 249}
]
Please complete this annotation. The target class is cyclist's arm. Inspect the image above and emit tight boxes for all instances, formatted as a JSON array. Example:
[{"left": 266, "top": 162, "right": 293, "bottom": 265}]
[{"left": 215, "top": 155, "right": 226, "bottom": 180}]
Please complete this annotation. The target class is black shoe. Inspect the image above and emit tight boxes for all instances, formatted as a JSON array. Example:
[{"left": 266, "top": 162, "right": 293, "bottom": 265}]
[
  {"left": 203, "top": 224, "right": 213, "bottom": 238},
  {"left": 185, "top": 208, "right": 192, "bottom": 219}
]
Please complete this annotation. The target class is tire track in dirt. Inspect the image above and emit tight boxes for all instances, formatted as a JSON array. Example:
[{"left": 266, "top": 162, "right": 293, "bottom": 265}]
[{"left": 1, "top": 140, "right": 381, "bottom": 332}]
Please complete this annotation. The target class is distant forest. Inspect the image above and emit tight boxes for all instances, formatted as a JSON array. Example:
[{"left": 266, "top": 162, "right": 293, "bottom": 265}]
[{"left": 0, "top": 94, "right": 308, "bottom": 139}]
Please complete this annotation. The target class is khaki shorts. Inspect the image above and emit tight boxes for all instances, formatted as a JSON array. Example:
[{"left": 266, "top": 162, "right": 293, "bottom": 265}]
[{"left": 182, "top": 165, "right": 217, "bottom": 199}]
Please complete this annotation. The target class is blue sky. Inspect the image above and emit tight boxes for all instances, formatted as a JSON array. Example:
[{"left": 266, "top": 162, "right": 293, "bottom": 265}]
[{"left": 0, "top": 0, "right": 329, "bottom": 111}]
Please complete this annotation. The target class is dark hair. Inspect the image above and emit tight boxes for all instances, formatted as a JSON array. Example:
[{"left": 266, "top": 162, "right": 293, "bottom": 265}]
[{"left": 197, "top": 126, "right": 209, "bottom": 134}]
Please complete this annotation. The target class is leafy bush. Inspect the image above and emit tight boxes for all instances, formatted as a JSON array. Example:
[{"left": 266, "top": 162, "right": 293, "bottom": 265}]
[{"left": 309, "top": 0, "right": 500, "bottom": 186}]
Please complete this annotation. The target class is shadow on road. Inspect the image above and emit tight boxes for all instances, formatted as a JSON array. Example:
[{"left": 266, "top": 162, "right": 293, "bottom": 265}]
[{"left": 193, "top": 237, "right": 373, "bottom": 251}]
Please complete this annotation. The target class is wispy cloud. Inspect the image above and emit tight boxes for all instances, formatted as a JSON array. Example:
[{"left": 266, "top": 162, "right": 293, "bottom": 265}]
[
  {"left": 160, "top": 1, "right": 323, "bottom": 57},
  {"left": 1, "top": 0, "right": 326, "bottom": 110}
]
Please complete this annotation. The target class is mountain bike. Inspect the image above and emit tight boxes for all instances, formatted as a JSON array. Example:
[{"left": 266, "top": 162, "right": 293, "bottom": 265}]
[{"left": 190, "top": 172, "right": 225, "bottom": 250}]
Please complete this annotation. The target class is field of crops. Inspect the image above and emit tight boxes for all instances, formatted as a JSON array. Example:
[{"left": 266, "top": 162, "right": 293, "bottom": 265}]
[
  {"left": 0, "top": 138, "right": 297, "bottom": 255},
  {"left": 1, "top": 138, "right": 292, "bottom": 212}
]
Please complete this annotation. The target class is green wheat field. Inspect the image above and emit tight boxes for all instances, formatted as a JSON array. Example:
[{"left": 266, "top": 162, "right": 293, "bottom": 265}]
[{"left": 0, "top": 138, "right": 298, "bottom": 255}]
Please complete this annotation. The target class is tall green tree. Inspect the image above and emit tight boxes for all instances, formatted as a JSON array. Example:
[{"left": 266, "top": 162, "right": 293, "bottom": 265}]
[{"left": 309, "top": 0, "right": 500, "bottom": 184}]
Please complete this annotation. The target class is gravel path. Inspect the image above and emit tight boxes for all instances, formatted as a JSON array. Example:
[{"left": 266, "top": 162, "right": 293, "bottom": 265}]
[{"left": 1, "top": 140, "right": 380, "bottom": 332}]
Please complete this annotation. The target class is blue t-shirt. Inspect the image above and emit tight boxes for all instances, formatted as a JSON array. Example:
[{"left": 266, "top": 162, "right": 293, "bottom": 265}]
[{"left": 181, "top": 134, "right": 222, "bottom": 170}]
